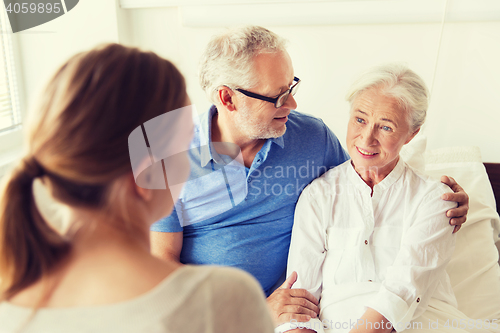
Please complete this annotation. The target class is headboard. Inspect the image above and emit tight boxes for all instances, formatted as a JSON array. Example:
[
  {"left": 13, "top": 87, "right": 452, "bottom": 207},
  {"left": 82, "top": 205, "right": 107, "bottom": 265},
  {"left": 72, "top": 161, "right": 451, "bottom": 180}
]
[{"left": 484, "top": 163, "right": 500, "bottom": 216}]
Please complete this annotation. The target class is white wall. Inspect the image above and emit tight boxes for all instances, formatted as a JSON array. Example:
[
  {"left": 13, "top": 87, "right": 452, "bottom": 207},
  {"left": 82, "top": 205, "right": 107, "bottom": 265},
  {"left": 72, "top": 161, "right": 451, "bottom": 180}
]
[
  {"left": 15, "top": 0, "right": 120, "bottom": 120},
  {"left": 118, "top": 6, "right": 500, "bottom": 163},
  {"left": 10, "top": 1, "right": 500, "bottom": 163}
]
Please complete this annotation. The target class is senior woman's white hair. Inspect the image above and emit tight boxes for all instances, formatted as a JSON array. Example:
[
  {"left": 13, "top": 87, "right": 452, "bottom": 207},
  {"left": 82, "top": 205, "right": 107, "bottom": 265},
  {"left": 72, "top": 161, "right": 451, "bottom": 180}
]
[
  {"left": 199, "top": 26, "right": 287, "bottom": 105},
  {"left": 345, "top": 63, "right": 429, "bottom": 130}
]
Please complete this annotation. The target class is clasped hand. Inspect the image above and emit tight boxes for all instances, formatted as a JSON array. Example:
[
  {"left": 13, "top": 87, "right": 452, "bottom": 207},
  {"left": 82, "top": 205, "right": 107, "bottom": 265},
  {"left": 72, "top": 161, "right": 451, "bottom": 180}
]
[{"left": 267, "top": 271, "right": 319, "bottom": 326}]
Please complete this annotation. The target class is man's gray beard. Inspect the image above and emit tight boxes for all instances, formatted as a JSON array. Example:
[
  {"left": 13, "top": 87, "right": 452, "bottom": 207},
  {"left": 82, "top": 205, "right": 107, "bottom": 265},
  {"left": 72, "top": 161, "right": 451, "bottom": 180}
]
[
  {"left": 245, "top": 124, "right": 286, "bottom": 140},
  {"left": 234, "top": 106, "right": 287, "bottom": 140}
]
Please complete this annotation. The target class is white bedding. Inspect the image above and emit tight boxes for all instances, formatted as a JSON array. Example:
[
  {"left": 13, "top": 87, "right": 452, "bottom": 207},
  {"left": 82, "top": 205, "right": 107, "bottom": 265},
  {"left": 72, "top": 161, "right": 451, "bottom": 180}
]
[{"left": 402, "top": 141, "right": 500, "bottom": 322}]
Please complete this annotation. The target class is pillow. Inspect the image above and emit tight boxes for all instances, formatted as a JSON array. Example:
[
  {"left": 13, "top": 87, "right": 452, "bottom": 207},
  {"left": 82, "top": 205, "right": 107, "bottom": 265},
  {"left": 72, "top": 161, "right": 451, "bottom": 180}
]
[
  {"left": 400, "top": 132, "right": 427, "bottom": 173},
  {"left": 424, "top": 146, "right": 500, "bottom": 321}
]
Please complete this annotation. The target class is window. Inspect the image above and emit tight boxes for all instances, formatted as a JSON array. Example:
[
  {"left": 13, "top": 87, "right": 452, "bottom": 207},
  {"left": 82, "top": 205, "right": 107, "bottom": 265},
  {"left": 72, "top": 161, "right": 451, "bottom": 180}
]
[
  {"left": 0, "top": 8, "right": 23, "bottom": 177},
  {"left": 0, "top": 8, "right": 21, "bottom": 134}
]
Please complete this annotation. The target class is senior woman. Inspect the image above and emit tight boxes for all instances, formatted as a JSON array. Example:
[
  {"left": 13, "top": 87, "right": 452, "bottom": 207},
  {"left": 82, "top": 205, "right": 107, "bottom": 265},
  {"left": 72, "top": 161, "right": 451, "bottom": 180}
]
[{"left": 283, "top": 64, "right": 474, "bottom": 333}]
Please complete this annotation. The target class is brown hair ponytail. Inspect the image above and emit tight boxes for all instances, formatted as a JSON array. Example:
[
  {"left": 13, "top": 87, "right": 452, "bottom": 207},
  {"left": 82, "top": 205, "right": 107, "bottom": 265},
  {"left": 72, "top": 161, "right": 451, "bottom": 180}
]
[{"left": 0, "top": 157, "right": 70, "bottom": 299}]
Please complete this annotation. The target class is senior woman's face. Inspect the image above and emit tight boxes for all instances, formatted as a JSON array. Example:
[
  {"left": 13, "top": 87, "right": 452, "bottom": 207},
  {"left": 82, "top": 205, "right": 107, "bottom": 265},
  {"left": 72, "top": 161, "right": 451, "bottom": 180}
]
[{"left": 346, "top": 88, "right": 418, "bottom": 181}]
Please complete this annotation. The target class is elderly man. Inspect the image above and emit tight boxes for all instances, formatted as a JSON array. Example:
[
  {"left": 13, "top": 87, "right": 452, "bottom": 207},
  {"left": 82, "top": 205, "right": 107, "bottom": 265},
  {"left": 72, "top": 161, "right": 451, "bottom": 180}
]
[{"left": 150, "top": 26, "right": 468, "bottom": 326}]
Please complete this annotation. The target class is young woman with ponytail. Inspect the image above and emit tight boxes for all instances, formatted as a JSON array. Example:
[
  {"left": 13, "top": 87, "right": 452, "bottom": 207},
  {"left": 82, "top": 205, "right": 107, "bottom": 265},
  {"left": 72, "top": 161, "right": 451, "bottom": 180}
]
[{"left": 0, "top": 44, "right": 274, "bottom": 333}]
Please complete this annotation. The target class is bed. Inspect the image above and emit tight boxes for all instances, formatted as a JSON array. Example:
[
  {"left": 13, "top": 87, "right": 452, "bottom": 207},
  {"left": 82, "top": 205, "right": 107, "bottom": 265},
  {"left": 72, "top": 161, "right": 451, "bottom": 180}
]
[
  {"left": 401, "top": 140, "right": 500, "bottom": 323},
  {"left": 485, "top": 162, "right": 500, "bottom": 267}
]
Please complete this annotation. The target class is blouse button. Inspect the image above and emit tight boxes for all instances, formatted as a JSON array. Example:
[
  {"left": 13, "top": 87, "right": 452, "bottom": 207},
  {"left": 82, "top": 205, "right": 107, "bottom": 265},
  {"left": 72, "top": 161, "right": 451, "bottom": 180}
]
[
  {"left": 416, "top": 298, "right": 420, "bottom": 303},
  {"left": 364, "top": 240, "right": 368, "bottom": 245},
  {"left": 368, "top": 280, "right": 372, "bottom": 282}
]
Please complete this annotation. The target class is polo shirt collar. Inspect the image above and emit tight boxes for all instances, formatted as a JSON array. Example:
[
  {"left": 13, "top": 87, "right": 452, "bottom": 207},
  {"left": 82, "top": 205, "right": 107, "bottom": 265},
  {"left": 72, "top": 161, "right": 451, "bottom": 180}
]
[
  {"left": 199, "top": 105, "right": 285, "bottom": 167},
  {"left": 270, "top": 133, "right": 285, "bottom": 148},
  {"left": 199, "top": 105, "right": 217, "bottom": 167}
]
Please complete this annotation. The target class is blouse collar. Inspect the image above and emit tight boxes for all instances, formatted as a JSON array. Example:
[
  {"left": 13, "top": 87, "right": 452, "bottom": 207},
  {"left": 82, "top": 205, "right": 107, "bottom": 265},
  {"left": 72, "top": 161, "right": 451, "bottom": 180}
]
[{"left": 347, "top": 157, "right": 406, "bottom": 196}]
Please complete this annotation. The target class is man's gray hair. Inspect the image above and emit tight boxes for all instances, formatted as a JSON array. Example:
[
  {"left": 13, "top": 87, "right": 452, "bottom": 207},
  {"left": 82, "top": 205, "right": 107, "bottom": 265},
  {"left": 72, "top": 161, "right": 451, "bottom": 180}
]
[
  {"left": 199, "top": 26, "right": 287, "bottom": 105},
  {"left": 345, "top": 63, "right": 429, "bottom": 130}
]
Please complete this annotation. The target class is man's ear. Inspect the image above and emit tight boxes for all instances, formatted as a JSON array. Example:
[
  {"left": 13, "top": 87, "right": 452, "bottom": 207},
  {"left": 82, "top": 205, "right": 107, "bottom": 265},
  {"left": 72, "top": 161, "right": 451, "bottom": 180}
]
[
  {"left": 217, "top": 86, "right": 236, "bottom": 112},
  {"left": 405, "top": 127, "right": 421, "bottom": 145}
]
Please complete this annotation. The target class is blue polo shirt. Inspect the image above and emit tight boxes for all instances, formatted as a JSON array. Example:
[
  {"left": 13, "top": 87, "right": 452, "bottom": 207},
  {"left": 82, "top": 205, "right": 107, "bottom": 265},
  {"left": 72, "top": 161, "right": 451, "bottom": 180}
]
[{"left": 151, "top": 105, "right": 349, "bottom": 296}]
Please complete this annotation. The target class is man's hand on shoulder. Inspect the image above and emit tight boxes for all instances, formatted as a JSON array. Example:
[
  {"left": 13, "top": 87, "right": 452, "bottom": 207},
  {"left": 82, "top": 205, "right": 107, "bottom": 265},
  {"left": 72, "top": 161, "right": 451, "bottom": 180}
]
[
  {"left": 267, "top": 271, "right": 320, "bottom": 326},
  {"left": 440, "top": 176, "right": 469, "bottom": 233}
]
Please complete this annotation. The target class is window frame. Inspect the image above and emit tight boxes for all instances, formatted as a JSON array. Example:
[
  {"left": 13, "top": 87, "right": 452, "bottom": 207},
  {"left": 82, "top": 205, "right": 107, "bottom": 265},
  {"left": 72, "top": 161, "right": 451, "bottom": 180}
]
[{"left": 0, "top": 7, "right": 26, "bottom": 171}]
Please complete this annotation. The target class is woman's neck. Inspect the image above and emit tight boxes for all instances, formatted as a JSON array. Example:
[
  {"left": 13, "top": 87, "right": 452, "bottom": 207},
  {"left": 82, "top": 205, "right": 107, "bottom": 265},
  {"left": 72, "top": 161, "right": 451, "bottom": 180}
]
[
  {"left": 69, "top": 211, "right": 150, "bottom": 254},
  {"left": 352, "top": 157, "right": 400, "bottom": 190},
  {"left": 8, "top": 212, "right": 178, "bottom": 308}
]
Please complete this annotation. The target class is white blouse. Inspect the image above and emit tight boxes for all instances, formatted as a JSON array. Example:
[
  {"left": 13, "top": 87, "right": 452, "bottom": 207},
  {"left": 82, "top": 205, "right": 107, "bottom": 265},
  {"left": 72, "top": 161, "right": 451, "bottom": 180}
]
[{"left": 287, "top": 159, "right": 458, "bottom": 332}]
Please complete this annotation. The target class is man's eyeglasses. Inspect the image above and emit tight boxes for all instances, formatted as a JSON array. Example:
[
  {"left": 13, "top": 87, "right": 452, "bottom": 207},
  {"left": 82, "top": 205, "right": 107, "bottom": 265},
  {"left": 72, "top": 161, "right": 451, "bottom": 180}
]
[{"left": 235, "top": 77, "right": 300, "bottom": 108}]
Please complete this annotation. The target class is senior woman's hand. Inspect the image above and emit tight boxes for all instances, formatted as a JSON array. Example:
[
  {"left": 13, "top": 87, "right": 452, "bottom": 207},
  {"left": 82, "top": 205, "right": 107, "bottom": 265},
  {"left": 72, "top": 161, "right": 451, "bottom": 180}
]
[
  {"left": 440, "top": 175, "right": 469, "bottom": 233},
  {"left": 267, "top": 271, "right": 320, "bottom": 326}
]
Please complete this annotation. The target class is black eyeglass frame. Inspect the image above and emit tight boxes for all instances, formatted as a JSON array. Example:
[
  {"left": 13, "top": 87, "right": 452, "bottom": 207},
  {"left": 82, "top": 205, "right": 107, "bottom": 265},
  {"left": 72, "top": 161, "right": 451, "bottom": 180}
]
[{"left": 235, "top": 76, "right": 300, "bottom": 108}]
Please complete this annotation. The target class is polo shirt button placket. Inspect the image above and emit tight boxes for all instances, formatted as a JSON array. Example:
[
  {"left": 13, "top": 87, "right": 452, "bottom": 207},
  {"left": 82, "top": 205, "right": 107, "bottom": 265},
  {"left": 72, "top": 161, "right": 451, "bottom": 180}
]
[{"left": 245, "top": 176, "right": 251, "bottom": 200}]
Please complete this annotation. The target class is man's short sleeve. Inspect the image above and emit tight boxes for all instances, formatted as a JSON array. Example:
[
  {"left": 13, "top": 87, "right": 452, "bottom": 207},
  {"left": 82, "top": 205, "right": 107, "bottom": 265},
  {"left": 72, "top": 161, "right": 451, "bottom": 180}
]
[
  {"left": 323, "top": 122, "right": 349, "bottom": 170},
  {"left": 150, "top": 207, "right": 184, "bottom": 232}
]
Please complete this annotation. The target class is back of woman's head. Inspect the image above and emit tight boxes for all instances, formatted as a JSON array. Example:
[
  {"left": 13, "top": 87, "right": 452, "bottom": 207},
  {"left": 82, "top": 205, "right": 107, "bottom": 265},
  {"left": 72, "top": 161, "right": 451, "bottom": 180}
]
[{"left": 0, "top": 43, "right": 187, "bottom": 299}]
